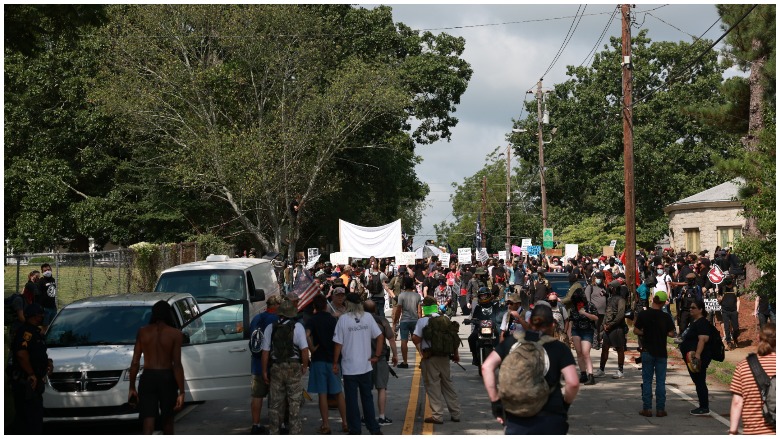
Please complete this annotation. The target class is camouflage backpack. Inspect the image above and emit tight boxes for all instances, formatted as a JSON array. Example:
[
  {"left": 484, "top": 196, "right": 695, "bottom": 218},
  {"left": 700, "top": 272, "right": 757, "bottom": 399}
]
[
  {"left": 270, "top": 320, "right": 298, "bottom": 363},
  {"left": 498, "top": 332, "right": 557, "bottom": 417},
  {"left": 422, "top": 315, "right": 461, "bottom": 357}
]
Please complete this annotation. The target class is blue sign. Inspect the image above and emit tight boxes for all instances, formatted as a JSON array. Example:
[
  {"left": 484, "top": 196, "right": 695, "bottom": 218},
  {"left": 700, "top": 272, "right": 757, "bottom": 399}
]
[{"left": 527, "top": 246, "right": 542, "bottom": 256}]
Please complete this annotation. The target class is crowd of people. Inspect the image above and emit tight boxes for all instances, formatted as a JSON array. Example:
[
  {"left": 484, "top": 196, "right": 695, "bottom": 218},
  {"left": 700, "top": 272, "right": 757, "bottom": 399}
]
[{"left": 6, "top": 248, "right": 774, "bottom": 435}]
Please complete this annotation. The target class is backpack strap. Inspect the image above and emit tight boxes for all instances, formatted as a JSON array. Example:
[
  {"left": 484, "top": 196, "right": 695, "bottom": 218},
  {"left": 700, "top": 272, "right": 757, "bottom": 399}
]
[{"left": 747, "top": 353, "right": 771, "bottom": 391}]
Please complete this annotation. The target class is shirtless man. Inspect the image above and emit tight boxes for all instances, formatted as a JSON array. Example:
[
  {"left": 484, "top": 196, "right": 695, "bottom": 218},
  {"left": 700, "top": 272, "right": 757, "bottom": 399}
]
[{"left": 128, "top": 301, "right": 186, "bottom": 434}]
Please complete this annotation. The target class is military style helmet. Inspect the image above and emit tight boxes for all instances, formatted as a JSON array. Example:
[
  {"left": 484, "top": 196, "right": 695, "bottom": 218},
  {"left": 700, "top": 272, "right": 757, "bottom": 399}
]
[{"left": 477, "top": 287, "right": 492, "bottom": 304}]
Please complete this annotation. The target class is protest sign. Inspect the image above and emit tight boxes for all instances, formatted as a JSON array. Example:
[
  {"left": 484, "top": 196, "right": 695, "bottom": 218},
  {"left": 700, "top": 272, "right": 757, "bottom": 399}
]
[{"left": 458, "top": 248, "right": 472, "bottom": 264}]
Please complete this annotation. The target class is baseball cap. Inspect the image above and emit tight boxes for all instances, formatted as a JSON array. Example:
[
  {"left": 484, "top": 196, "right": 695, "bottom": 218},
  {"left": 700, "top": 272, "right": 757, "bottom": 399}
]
[
  {"left": 333, "top": 287, "right": 346, "bottom": 295},
  {"left": 506, "top": 293, "right": 521, "bottom": 304},
  {"left": 653, "top": 291, "right": 668, "bottom": 303},
  {"left": 530, "top": 304, "right": 554, "bottom": 326},
  {"left": 266, "top": 295, "right": 282, "bottom": 307},
  {"left": 278, "top": 300, "right": 298, "bottom": 318}
]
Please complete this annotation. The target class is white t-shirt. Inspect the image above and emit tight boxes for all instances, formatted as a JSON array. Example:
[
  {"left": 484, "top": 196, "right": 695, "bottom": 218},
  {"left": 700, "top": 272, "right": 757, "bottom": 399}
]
[
  {"left": 500, "top": 308, "right": 525, "bottom": 336},
  {"left": 654, "top": 273, "right": 672, "bottom": 295},
  {"left": 412, "top": 314, "right": 439, "bottom": 350},
  {"left": 260, "top": 319, "right": 308, "bottom": 361},
  {"left": 333, "top": 312, "right": 382, "bottom": 376}
]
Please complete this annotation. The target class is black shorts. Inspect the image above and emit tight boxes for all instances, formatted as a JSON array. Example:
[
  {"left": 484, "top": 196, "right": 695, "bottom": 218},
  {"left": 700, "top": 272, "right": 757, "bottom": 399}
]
[{"left": 138, "top": 369, "right": 178, "bottom": 419}]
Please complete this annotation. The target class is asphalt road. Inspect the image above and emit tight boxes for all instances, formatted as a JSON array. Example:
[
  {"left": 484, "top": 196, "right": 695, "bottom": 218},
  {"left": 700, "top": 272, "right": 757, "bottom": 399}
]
[{"left": 40, "top": 309, "right": 738, "bottom": 435}]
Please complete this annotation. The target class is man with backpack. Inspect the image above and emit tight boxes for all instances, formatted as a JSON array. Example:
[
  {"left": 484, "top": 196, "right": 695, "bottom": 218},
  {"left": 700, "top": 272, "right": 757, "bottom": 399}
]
[
  {"left": 366, "top": 268, "right": 390, "bottom": 316},
  {"left": 261, "top": 300, "right": 309, "bottom": 435},
  {"left": 594, "top": 280, "right": 628, "bottom": 379},
  {"left": 247, "top": 295, "right": 281, "bottom": 434},
  {"left": 480, "top": 305, "right": 579, "bottom": 434},
  {"left": 412, "top": 296, "right": 461, "bottom": 425}
]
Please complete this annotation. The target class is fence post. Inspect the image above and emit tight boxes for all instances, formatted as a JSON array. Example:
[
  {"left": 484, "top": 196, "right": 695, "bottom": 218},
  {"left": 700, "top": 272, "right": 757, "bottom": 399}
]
[
  {"left": 118, "top": 250, "right": 122, "bottom": 294},
  {"left": 89, "top": 250, "right": 94, "bottom": 297},
  {"left": 15, "top": 255, "right": 21, "bottom": 295}
]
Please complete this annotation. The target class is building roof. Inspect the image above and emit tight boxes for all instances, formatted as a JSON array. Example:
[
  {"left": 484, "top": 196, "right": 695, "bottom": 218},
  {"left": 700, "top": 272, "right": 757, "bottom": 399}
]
[{"left": 664, "top": 179, "right": 744, "bottom": 213}]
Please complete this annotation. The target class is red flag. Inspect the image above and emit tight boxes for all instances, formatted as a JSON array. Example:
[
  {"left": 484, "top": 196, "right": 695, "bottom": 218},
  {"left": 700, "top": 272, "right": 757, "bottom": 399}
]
[
  {"left": 292, "top": 270, "right": 321, "bottom": 311},
  {"left": 619, "top": 250, "right": 641, "bottom": 287}
]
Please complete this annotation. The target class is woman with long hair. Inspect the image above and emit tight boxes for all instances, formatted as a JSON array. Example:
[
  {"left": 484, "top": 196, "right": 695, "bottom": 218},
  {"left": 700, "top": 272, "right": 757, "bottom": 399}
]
[
  {"left": 679, "top": 298, "right": 712, "bottom": 416},
  {"left": 729, "top": 323, "right": 776, "bottom": 434}
]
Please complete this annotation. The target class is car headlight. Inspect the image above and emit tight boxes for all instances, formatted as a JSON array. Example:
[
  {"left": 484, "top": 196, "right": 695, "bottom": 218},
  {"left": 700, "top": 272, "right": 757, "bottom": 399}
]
[{"left": 124, "top": 366, "right": 143, "bottom": 381}]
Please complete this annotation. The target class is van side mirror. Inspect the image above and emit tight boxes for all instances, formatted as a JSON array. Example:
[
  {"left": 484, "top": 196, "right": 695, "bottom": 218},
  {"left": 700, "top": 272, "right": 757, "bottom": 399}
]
[{"left": 252, "top": 289, "right": 265, "bottom": 302}]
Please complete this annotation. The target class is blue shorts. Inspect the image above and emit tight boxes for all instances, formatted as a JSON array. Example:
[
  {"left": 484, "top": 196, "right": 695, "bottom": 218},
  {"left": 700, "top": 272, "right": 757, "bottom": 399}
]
[
  {"left": 399, "top": 321, "right": 417, "bottom": 341},
  {"left": 570, "top": 327, "right": 594, "bottom": 344},
  {"left": 307, "top": 361, "right": 343, "bottom": 395}
]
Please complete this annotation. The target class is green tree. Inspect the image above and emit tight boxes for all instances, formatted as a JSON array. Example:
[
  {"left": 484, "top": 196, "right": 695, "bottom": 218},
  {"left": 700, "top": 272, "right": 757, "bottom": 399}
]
[
  {"left": 95, "top": 5, "right": 470, "bottom": 260},
  {"left": 713, "top": 4, "right": 776, "bottom": 298},
  {"left": 510, "top": 30, "right": 740, "bottom": 248}
]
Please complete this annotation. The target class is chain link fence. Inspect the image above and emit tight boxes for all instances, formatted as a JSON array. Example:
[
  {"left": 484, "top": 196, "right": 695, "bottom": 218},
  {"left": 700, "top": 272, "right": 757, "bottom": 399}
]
[{"left": 3, "top": 242, "right": 231, "bottom": 308}]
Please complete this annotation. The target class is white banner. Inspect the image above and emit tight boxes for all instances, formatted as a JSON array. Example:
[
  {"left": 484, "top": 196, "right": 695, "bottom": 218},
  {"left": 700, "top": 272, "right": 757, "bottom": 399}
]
[
  {"left": 339, "top": 219, "right": 402, "bottom": 258},
  {"left": 564, "top": 244, "right": 579, "bottom": 261},
  {"left": 439, "top": 253, "right": 450, "bottom": 266},
  {"left": 396, "top": 252, "right": 416, "bottom": 266},
  {"left": 458, "top": 248, "right": 472, "bottom": 264},
  {"left": 305, "top": 255, "right": 319, "bottom": 270},
  {"left": 330, "top": 252, "right": 349, "bottom": 266},
  {"left": 498, "top": 251, "right": 507, "bottom": 262}
]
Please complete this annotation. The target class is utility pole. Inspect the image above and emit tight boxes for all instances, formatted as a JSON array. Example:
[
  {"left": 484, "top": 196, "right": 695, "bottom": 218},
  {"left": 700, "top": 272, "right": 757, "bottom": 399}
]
[
  {"left": 622, "top": 4, "right": 637, "bottom": 298},
  {"left": 536, "top": 79, "right": 548, "bottom": 229},
  {"left": 506, "top": 143, "right": 511, "bottom": 257},
  {"left": 481, "top": 175, "right": 487, "bottom": 249}
]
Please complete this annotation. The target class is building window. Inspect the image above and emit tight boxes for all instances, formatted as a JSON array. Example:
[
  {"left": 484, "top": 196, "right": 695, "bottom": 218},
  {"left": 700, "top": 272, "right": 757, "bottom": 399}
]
[
  {"left": 685, "top": 229, "right": 700, "bottom": 253},
  {"left": 719, "top": 227, "right": 742, "bottom": 249}
]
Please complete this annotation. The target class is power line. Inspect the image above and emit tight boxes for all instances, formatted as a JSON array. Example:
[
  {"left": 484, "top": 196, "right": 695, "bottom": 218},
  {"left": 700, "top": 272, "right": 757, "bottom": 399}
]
[
  {"left": 541, "top": 4, "right": 586, "bottom": 80},
  {"left": 630, "top": 4, "right": 758, "bottom": 110},
  {"left": 579, "top": 6, "right": 619, "bottom": 68}
]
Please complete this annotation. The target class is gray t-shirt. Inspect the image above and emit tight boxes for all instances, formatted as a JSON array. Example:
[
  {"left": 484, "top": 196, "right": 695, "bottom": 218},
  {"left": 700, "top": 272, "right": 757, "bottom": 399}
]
[
  {"left": 585, "top": 285, "right": 608, "bottom": 315},
  {"left": 397, "top": 290, "right": 421, "bottom": 323}
]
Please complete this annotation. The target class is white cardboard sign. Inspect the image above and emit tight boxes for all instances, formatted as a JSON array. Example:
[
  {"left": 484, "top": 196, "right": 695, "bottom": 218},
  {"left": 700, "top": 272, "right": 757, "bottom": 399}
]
[
  {"left": 564, "top": 244, "right": 579, "bottom": 262},
  {"left": 458, "top": 248, "right": 472, "bottom": 264},
  {"left": 439, "top": 253, "right": 451, "bottom": 266},
  {"left": 498, "top": 251, "right": 507, "bottom": 262},
  {"left": 396, "top": 252, "right": 416, "bottom": 266},
  {"left": 330, "top": 252, "right": 349, "bottom": 266}
]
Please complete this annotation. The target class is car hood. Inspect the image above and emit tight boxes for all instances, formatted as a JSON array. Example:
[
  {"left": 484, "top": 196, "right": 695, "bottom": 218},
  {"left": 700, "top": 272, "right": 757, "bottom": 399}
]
[{"left": 48, "top": 345, "right": 135, "bottom": 372}]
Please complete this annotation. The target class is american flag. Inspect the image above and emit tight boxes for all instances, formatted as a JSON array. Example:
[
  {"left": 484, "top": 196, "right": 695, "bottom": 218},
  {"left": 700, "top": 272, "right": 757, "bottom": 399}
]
[{"left": 292, "top": 268, "right": 320, "bottom": 311}]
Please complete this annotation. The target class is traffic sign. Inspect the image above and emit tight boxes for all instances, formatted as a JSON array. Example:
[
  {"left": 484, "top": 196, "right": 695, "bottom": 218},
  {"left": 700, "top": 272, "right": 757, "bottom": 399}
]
[{"left": 543, "top": 228, "right": 553, "bottom": 249}]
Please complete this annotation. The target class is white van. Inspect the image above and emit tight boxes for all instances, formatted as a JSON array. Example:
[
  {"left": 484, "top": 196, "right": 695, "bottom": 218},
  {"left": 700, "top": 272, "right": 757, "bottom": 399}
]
[{"left": 154, "top": 254, "right": 280, "bottom": 317}]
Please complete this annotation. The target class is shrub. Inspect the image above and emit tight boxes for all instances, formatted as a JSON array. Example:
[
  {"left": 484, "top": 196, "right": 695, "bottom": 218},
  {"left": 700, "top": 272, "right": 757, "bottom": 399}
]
[
  {"left": 29, "top": 256, "right": 55, "bottom": 264},
  {"left": 130, "top": 242, "right": 161, "bottom": 292}
]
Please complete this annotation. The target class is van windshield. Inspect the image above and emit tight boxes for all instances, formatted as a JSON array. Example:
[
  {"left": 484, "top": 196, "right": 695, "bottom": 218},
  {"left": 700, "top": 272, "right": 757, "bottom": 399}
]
[
  {"left": 46, "top": 306, "right": 151, "bottom": 347},
  {"left": 155, "top": 269, "right": 246, "bottom": 303}
]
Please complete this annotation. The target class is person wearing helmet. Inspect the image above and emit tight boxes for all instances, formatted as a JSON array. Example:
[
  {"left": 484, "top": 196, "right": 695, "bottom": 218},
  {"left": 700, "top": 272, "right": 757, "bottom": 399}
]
[{"left": 466, "top": 287, "right": 502, "bottom": 368}]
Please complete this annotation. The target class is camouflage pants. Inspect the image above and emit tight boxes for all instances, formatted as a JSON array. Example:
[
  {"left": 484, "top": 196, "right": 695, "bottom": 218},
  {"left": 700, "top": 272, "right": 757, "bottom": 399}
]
[{"left": 268, "top": 362, "right": 303, "bottom": 435}]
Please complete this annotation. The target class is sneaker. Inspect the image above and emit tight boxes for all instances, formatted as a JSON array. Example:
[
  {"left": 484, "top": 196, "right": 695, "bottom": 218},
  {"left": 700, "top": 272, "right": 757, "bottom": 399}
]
[
  {"left": 592, "top": 369, "right": 605, "bottom": 378},
  {"left": 690, "top": 407, "right": 710, "bottom": 416},
  {"left": 579, "top": 372, "right": 588, "bottom": 383},
  {"left": 584, "top": 374, "right": 596, "bottom": 386},
  {"left": 612, "top": 370, "right": 624, "bottom": 379},
  {"left": 397, "top": 363, "right": 409, "bottom": 369},
  {"left": 377, "top": 417, "right": 393, "bottom": 426}
]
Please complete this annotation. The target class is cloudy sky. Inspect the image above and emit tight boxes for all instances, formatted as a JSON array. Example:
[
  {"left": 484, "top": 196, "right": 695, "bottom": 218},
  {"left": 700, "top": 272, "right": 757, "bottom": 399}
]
[{"left": 374, "top": 3, "right": 726, "bottom": 247}]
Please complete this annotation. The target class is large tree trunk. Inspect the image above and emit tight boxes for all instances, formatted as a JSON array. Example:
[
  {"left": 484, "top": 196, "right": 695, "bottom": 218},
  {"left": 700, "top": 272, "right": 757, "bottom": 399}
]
[{"left": 741, "top": 38, "right": 766, "bottom": 292}]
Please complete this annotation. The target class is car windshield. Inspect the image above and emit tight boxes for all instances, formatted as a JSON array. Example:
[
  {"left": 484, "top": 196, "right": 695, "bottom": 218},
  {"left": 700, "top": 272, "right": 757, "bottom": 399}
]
[
  {"left": 45, "top": 306, "right": 152, "bottom": 347},
  {"left": 155, "top": 269, "right": 246, "bottom": 303}
]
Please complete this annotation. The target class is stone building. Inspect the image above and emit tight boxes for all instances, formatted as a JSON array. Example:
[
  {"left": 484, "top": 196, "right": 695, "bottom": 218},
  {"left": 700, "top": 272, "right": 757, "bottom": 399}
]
[{"left": 663, "top": 179, "right": 745, "bottom": 253}]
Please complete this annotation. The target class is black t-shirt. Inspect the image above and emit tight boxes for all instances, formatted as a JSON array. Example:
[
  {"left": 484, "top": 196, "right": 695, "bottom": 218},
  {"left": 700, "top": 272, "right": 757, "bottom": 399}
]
[
  {"left": 37, "top": 276, "right": 57, "bottom": 309},
  {"left": 495, "top": 331, "right": 575, "bottom": 416},
  {"left": 305, "top": 311, "right": 338, "bottom": 363},
  {"left": 720, "top": 289, "right": 738, "bottom": 311},
  {"left": 680, "top": 317, "right": 711, "bottom": 359},
  {"left": 634, "top": 308, "right": 675, "bottom": 358}
]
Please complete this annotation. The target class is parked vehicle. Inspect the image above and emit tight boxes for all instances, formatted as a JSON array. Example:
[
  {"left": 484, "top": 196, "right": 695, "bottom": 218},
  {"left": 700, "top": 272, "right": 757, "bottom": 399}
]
[
  {"left": 545, "top": 272, "right": 587, "bottom": 299},
  {"left": 154, "top": 254, "right": 280, "bottom": 318},
  {"left": 43, "top": 293, "right": 250, "bottom": 422}
]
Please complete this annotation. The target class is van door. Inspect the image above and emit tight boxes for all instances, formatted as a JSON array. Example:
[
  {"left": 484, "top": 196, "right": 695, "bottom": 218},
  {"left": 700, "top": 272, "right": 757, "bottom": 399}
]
[{"left": 180, "top": 301, "right": 250, "bottom": 401}]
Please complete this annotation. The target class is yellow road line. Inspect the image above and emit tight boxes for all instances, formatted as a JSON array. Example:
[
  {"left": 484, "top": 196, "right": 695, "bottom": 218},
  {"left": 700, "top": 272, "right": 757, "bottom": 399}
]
[
  {"left": 422, "top": 394, "right": 433, "bottom": 435},
  {"left": 402, "top": 353, "right": 423, "bottom": 434}
]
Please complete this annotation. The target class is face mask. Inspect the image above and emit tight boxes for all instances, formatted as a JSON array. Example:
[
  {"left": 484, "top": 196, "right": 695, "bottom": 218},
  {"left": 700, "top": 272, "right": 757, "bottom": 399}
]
[
  {"left": 595, "top": 278, "right": 603, "bottom": 285},
  {"left": 548, "top": 300, "right": 558, "bottom": 306},
  {"left": 657, "top": 269, "right": 664, "bottom": 275},
  {"left": 43, "top": 271, "right": 52, "bottom": 278}
]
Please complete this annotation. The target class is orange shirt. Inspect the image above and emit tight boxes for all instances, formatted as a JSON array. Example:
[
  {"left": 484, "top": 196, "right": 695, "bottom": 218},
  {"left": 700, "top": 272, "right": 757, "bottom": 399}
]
[{"left": 730, "top": 352, "right": 776, "bottom": 435}]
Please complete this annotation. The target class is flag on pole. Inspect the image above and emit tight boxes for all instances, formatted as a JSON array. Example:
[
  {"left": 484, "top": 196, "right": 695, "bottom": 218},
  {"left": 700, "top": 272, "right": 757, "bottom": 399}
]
[
  {"left": 292, "top": 269, "right": 320, "bottom": 311},
  {"left": 619, "top": 250, "right": 641, "bottom": 287},
  {"left": 475, "top": 220, "right": 482, "bottom": 250}
]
